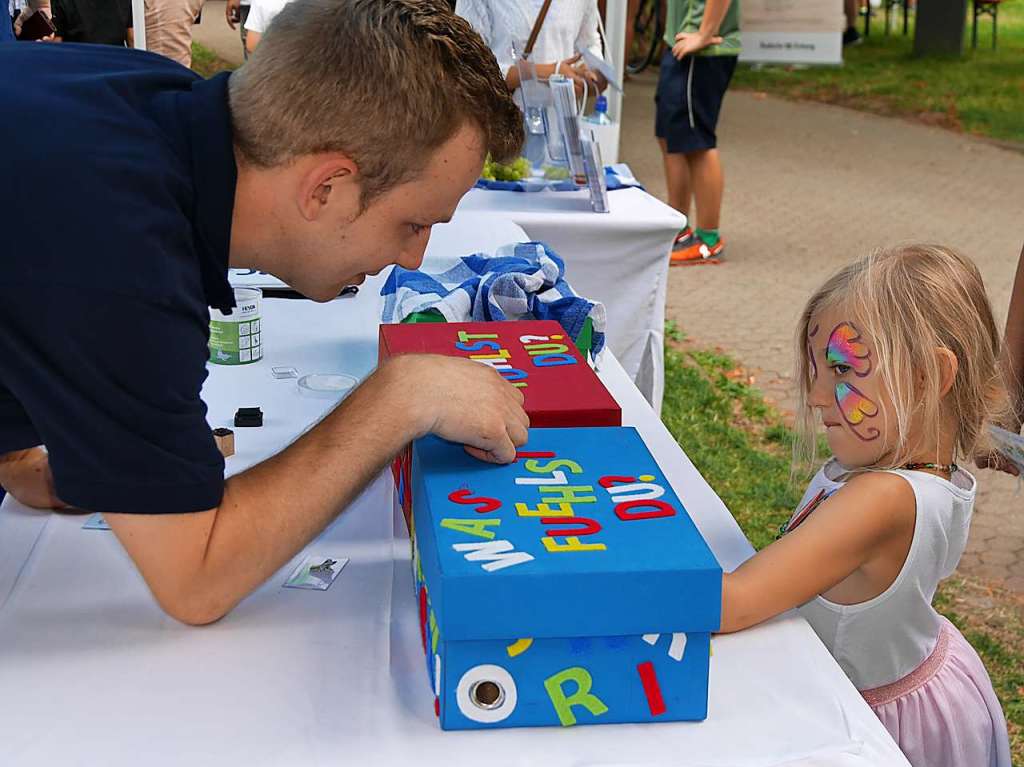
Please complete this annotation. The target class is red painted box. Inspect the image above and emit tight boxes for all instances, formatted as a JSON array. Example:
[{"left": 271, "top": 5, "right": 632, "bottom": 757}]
[{"left": 378, "top": 320, "right": 621, "bottom": 525}]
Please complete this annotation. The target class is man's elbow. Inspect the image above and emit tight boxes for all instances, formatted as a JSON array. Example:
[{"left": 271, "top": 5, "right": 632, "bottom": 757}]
[{"left": 155, "top": 586, "right": 235, "bottom": 627}]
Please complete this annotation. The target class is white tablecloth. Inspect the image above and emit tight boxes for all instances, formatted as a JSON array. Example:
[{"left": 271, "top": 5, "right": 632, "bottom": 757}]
[
  {"left": 0, "top": 275, "right": 908, "bottom": 767},
  {"left": 455, "top": 187, "right": 685, "bottom": 413}
]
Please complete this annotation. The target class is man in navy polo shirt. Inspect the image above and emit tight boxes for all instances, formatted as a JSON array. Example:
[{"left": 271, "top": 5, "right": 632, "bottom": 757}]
[{"left": 0, "top": 0, "right": 527, "bottom": 624}]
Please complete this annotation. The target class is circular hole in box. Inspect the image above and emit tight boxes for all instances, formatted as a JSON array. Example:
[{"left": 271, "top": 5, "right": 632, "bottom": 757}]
[{"left": 470, "top": 680, "right": 505, "bottom": 710}]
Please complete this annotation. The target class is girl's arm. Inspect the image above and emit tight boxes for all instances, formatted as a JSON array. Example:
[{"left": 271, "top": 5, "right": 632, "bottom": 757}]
[{"left": 719, "top": 471, "right": 916, "bottom": 633}]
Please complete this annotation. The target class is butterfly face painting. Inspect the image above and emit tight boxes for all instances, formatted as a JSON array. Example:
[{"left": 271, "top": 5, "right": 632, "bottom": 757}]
[
  {"left": 826, "top": 323, "right": 872, "bottom": 377},
  {"left": 807, "top": 324, "right": 819, "bottom": 382},
  {"left": 835, "top": 382, "right": 881, "bottom": 441}
]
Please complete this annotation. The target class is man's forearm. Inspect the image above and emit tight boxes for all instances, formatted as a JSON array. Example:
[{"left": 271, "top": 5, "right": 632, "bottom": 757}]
[
  {"left": 1004, "top": 243, "right": 1024, "bottom": 424},
  {"left": 108, "top": 360, "right": 425, "bottom": 624},
  {"left": 106, "top": 353, "right": 526, "bottom": 624}
]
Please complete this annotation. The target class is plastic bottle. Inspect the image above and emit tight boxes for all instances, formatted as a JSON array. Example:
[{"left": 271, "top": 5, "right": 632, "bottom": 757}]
[{"left": 584, "top": 94, "right": 611, "bottom": 126}]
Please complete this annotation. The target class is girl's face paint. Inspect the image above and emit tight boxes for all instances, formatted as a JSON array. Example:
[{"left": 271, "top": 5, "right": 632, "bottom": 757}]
[
  {"left": 826, "top": 323, "right": 872, "bottom": 377},
  {"left": 807, "top": 324, "right": 819, "bottom": 382},
  {"left": 807, "top": 307, "right": 895, "bottom": 467},
  {"left": 834, "top": 382, "right": 881, "bottom": 441}
]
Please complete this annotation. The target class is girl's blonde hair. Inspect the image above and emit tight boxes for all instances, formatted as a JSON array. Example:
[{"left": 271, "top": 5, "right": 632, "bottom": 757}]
[{"left": 795, "top": 244, "right": 1008, "bottom": 469}]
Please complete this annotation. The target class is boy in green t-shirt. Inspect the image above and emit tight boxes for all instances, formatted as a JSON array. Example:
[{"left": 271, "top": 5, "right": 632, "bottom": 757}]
[{"left": 655, "top": 0, "right": 739, "bottom": 264}]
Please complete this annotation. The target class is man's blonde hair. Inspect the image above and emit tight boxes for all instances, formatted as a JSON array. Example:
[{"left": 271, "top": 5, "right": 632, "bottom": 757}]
[
  {"left": 227, "top": 0, "right": 523, "bottom": 206},
  {"left": 796, "top": 245, "right": 1008, "bottom": 468}
]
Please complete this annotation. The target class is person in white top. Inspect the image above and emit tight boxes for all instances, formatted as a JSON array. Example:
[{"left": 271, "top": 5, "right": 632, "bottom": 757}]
[
  {"left": 224, "top": 0, "right": 252, "bottom": 59},
  {"left": 455, "top": 0, "right": 607, "bottom": 96},
  {"left": 243, "top": 0, "right": 289, "bottom": 53},
  {"left": 457, "top": 0, "right": 607, "bottom": 167},
  {"left": 715, "top": 244, "right": 1011, "bottom": 767}
]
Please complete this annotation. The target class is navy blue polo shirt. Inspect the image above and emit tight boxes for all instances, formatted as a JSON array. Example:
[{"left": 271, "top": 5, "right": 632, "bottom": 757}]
[{"left": 0, "top": 43, "right": 237, "bottom": 513}]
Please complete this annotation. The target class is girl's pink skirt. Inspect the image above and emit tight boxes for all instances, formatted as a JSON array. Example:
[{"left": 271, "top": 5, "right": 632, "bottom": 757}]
[{"left": 861, "top": 617, "right": 1011, "bottom": 767}]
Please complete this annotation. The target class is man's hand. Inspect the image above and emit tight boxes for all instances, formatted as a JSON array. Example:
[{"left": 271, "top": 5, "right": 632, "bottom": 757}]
[
  {"left": 672, "top": 31, "right": 722, "bottom": 60},
  {"left": 103, "top": 353, "right": 529, "bottom": 626},
  {"left": 390, "top": 354, "right": 530, "bottom": 464},
  {"left": 0, "top": 447, "right": 68, "bottom": 509},
  {"left": 225, "top": 0, "right": 241, "bottom": 29}
]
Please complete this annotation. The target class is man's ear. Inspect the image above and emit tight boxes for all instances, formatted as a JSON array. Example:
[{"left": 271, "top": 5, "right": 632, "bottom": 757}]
[
  {"left": 296, "top": 153, "right": 361, "bottom": 222},
  {"left": 936, "top": 347, "right": 959, "bottom": 398}
]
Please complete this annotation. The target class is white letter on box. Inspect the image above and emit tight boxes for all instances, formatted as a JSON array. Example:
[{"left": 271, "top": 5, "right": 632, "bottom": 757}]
[{"left": 452, "top": 540, "right": 535, "bottom": 572}]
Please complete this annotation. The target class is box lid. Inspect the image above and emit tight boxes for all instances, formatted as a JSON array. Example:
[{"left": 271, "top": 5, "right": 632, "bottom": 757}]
[
  {"left": 412, "top": 427, "right": 722, "bottom": 641},
  {"left": 379, "top": 321, "right": 620, "bottom": 427}
]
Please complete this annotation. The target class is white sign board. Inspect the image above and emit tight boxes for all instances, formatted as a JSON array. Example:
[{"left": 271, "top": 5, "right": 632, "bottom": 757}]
[{"left": 739, "top": 0, "right": 844, "bottom": 65}]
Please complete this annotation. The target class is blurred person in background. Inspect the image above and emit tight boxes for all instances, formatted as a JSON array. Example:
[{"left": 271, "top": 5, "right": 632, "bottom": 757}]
[
  {"left": 224, "top": 0, "right": 249, "bottom": 58},
  {"left": 144, "top": 0, "right": 202, "bottom": 66},
  {"left": 242, "top": 0, "right": 288, "bottom": 53},
  {"left": 657, "top": 0, "right": 739, "bottom": 265},
  {"left": 457, "top": 0, "right": 608, "bottom": 165},
  {"left": 50, "top": 0, "right": 132, "bottom": 44}
]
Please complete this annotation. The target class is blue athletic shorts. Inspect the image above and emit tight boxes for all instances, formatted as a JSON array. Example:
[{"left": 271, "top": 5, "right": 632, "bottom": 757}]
[{"left": 655, "top": 50, "right": 737, "bottom": 154}]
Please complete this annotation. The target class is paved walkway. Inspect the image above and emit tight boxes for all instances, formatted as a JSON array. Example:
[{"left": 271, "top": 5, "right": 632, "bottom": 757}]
[
  {"left": 621, "top": 71, "right": 1024, "bottom": 592},
  {"left": 193, "top": 2, "right": 245, "bottom": 66}
]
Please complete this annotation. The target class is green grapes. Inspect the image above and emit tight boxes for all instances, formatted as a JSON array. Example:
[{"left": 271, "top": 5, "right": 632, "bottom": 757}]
[
  {"left": 542, "top": 164, "right": 571, "bottom": 181},
  {"left": 482, "top": 155, "right": 533, "bottom": 182}
]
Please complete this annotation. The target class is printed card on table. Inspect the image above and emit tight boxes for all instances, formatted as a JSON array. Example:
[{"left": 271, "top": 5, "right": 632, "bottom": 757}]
[
  {"left": 82, "top": 513, "right": 111, "bottom": 531},
  {"left": 284, "top": 556, "right": 348, "bottom": 591}
]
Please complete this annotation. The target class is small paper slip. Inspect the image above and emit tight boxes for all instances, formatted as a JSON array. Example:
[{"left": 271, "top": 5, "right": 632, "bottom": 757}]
[
  {"left": 989, "top": 425, "right": 1024, "bottom": 473},
  {"left": 284, "top": 555, "right": 349, "bottom": 591},
  {"left": 271, "top": 366, "right": 298, "bottom": 379},
  {"left": 82, "top": 513, "right": 111, "bottom": 531},
  {"left": 579, "top": 47, "right": 622, "bottom": 92}
]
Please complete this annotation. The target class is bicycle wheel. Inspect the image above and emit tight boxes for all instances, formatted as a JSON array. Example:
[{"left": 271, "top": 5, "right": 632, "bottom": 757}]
[{"left": 626, "top": 0, "right": 665, "bottom": 74}]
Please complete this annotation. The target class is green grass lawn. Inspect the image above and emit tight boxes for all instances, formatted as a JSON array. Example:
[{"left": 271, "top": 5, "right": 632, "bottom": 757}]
[
  {"left": 732, "top": 0, "right": 1024, "bottom": 144},
  {"left": 660, "top": 322, "right": 1023, "bottom": 760},
  {"left": 191, "top": 42, "right": 236, "bottom": 77}
]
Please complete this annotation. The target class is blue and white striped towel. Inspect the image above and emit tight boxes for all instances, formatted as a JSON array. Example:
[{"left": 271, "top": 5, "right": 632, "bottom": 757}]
[{"left": 380, "top": 242, "right": 606, "bottom": 357}]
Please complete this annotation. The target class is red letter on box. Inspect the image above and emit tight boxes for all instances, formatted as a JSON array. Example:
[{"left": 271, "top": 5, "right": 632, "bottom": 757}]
[
  {"left": 541, "top": 517, "right": 602, "bottom": 537},
  {"left": 614, "top": 499, "right": 676, "bottom": 521}
]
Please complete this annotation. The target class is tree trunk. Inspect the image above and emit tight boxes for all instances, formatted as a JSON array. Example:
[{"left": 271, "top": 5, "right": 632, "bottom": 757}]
[{"left": 913, "top": 0, "right": 968, "bottom": 57}]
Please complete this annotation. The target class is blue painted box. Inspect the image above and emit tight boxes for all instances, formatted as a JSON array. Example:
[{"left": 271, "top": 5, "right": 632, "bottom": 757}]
[{"left": 410, "top": 427, "right": 722, "bottom": 730}]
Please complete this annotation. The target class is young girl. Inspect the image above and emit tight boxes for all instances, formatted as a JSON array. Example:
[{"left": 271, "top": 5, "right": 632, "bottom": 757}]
[{"left": 720, "top": 245, "right": 1012, "bottom": 767}]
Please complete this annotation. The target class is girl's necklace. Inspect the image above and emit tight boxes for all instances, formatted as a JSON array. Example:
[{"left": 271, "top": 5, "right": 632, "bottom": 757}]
[
  {"left": 778, "top": 462, "right": 959, "bottom": 539},
  {"left": 903, "top": 462, "right": 958, "bottom": 474}
]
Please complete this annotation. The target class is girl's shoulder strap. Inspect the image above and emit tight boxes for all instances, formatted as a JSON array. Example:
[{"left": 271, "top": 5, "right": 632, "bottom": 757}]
[{"left": 779, "top": 459, "right": 847, "bottom": 539}]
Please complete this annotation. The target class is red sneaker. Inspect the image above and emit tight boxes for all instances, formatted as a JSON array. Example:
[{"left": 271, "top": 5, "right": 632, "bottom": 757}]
[
  {"left": 670, "top": 237, "right": 724, "bottom": 266},
  {"left": 671, "top": 227, "right": 696, "bottom": 252}
]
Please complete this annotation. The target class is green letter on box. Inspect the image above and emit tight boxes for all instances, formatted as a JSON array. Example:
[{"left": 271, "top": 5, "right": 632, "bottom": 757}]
[
  {"left": 440, "top": 518, "right": 501, "bottom": 540},
  {"left": 543, "top": 667, "right": 609, "bottom": 726}
]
